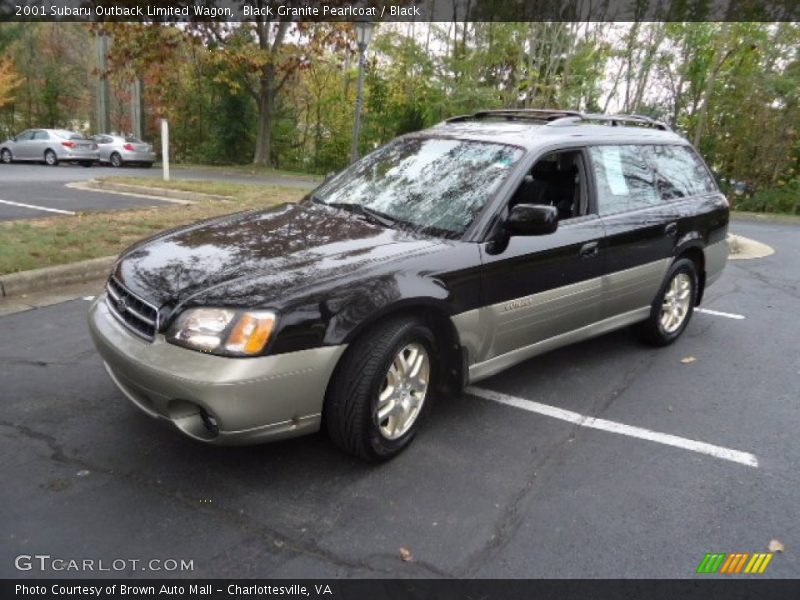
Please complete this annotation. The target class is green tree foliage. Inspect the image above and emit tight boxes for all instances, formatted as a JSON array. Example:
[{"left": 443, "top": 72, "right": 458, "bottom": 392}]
[{"left": 0, "top": 21, "right": 798, "bottom": 212}]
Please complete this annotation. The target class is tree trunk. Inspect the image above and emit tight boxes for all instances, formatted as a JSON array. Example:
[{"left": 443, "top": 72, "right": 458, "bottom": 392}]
[{"left": 253, "top": 64, "right": 274, "bottom": 166}]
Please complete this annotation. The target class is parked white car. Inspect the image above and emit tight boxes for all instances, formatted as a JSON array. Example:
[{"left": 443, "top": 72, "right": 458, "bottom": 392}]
[
  {"left": 93, "top": 134, "right": 157, "bottom": 168},
  {"left": 0, "top": 129, "right": 98, "bottom": 167}
]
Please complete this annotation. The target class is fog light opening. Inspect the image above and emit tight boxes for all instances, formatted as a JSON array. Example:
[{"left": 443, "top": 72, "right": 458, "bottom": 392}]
[{"left": 200, "top": 409, "right": 220, "bottom": 436}]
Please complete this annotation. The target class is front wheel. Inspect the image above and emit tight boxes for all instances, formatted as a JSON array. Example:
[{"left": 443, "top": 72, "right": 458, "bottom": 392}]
[
  {"left": 634, "top": 258, "right": 697, "bottom": 346},
  {"left": 324, "top": 318, "right": 436, "bottom": 462}
]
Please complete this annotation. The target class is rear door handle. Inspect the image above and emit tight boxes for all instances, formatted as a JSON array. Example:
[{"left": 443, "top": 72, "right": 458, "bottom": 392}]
[
  {"left": 580, "top": 241, "right": 599, "bottom": 258},
  {"left": 665, "top": 222, "right": 678, "bottom": 236}
]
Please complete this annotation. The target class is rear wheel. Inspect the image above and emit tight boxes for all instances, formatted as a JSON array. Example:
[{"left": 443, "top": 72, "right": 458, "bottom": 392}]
[
  {"left": 324, "top": 318, "right": 436, "bottom": 461},
  {"left": 634, "top": 258, "right": 697, "bottom": 346},
  {"left": 0, "top": 149, "right": 11, "bottom": 164},
  {"left": 110, "top": 152, "right": 123, "bottom": 168},
  {"left": 44, "top": 149, "right": 58, "bottom": 166}
]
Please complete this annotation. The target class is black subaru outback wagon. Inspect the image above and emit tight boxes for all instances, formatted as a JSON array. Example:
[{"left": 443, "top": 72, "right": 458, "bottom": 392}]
[{"left": 89, "top": 109, "right": 728, "bottom": 461}]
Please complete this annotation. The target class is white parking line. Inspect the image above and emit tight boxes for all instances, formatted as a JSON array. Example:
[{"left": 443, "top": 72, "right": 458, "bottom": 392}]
[
  {"left": 466, "top": 386, "right": 759, "bottom": 468},
  {"left": 696, "top": 307, "right": 746, "bottom": 320},
  {"left": 0, "top": 198, "right": 76, "bottom": 216}
]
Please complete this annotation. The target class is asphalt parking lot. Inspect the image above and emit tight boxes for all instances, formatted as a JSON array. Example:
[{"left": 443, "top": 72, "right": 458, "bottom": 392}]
[
  {"left": 1, "top": 219, "right": 798, "bottom": 579},
  {"left": 0, "top": 163, "right": 314, "bottom": 221}
]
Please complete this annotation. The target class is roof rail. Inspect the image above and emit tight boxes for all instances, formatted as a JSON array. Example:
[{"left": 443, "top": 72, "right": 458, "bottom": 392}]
[
  {"left": 446, "top": 109, "right": 583, "bottom": 124},
  {"left": 446, "top": 109, "right": 671, "bottom": 131}
]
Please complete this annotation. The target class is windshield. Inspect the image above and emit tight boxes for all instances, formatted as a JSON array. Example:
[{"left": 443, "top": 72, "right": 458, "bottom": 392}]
[{"left": 313, "top": 137, "right": 524, "bottom": 237}]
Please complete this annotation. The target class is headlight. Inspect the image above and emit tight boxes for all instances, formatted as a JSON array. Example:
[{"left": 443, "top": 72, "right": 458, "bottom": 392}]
[{"left": 166, "top": 308, "right": 276, "bottom": 356}]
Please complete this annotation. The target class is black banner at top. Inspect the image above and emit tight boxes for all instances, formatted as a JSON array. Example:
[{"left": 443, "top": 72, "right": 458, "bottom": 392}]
[{"left": 1, "top": 0, "right": 799, "bottom": 22}]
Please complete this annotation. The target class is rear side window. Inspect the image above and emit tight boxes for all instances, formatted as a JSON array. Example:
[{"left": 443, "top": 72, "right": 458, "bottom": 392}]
[
  {"left": 589, "top": 145, "right": 659, "bottom": 215},
  {"left": 33, "top": 131, "right": 49, "bottom": 140},
  {"left": 649, "top": 145, "right": 717, "bottom": 199}
]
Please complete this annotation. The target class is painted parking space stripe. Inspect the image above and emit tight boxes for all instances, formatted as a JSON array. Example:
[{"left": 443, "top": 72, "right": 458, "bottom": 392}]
[
  {"left": 0, "top": 197, "right": 76, "bottom": 215},
  {"left": 696, "top": 307, "right": 746, "bottom": 320},
  {"left": 466, "top": 386, "right": 759, "bottom": 468}
]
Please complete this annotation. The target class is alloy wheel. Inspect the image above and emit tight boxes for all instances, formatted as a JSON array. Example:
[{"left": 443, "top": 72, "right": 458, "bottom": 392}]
[
  {"left": 376, "top": 343, "right": 430, "bottom": 440},
  {"left": 660, "top": 272, "right": 692, "bottom": 333}
]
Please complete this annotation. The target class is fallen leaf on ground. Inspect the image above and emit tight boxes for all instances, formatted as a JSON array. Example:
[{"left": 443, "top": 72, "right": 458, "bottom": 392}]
[
  {"left": 399, "top": 547, "right": 414, "bottom": 562},
  {"left": 768, "top": 539, "right": 785, "bottom": 553},
  {"left": 680, "top": 356, "right": 696, "bottom": 364}
]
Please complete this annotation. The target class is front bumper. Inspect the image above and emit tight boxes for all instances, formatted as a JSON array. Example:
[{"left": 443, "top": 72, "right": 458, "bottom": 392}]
[{"left": 88, "top": 295, "right": 346, "bottom": 444}]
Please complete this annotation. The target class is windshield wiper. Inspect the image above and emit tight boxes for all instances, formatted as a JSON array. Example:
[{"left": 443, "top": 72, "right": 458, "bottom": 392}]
[{"left": 324, "top": 201, "right": 397, "bottom": 228}]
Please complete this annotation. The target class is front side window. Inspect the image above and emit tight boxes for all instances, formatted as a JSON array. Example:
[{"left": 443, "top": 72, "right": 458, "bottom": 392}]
[
  {"left": 508, "top": 150, "right": 587, "bottom": 220},
  {"left": 649, "top": 145, "right": 717, "bottom": 199},
  {"left": 15, "top": 130, "right": 34, "bottom": 141},
  {"left": 589, "top": 145, "right": 659, "bottom": 215},
  {"left": 313, "top": 137, "right": 524, "bottom": 237}
]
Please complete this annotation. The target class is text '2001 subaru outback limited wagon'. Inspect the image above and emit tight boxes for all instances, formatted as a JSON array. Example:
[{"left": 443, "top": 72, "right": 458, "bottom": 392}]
[{"left": 88, "top": 109, "right": 728, "bottom": 461}]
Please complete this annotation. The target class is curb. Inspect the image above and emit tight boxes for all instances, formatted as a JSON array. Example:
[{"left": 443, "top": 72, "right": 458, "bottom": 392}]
[
  {"left": 727, "top": 234, "right": 775, "bottom": 260},
  {"left": 0, "top": 256, "right": 115, "bottom": 298},
  {"left": 85, "top": 180, "right": 234, "bottom": 203}
]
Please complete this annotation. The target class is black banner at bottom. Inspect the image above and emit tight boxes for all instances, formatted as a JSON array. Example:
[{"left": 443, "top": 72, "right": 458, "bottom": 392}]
[{"left": 4, "top": 579, "right": 800, "bottom": 600}]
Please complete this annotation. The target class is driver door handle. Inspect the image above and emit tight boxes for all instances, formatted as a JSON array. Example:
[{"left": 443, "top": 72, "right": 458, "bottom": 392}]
[{"left": 580, "top": 241, "right": 599, "bottom": 258}]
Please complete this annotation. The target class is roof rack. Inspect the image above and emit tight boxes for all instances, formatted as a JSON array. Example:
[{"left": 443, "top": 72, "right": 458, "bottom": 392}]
[
  {"left": 446, "top": 109, "right": 671, "bottom": 131},
  {"left": 446, "top": 109, "right": 583, "bottom": 124}
]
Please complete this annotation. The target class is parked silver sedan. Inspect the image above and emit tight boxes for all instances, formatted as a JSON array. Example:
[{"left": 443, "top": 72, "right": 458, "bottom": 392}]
[
  {"left": 93, "top": 134, "right": 157, "bottom": 168},
  {"left": 0, "top": 129, "right": 98, "bottom": 167}
]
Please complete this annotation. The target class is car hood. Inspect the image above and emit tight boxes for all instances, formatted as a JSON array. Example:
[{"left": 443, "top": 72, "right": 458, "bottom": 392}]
[{"left": 114, "top": 201, "right": 447, "bottom": 309}]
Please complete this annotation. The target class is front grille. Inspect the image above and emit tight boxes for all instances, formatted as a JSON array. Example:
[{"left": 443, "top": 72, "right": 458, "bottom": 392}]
[{"left": 106, "top": 277, "right": 159, "bottom": 341}]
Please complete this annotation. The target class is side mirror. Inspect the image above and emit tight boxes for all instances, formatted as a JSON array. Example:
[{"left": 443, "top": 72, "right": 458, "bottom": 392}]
[
  {"left": 12, "top": 136, "right": 17, "bottom": 142},
  {"left": 505, "top": 204, "right": 558, "bottom": 236}
]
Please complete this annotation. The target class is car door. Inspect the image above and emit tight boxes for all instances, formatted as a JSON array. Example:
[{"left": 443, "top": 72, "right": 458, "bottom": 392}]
[
  {"left": 31, "top": 130, "right": 50, "bottom": 160},
  {"left": 12, "top": 130, "right": 36, "bottom": 160},
  {"left": 587, "top": 144, "right": 678, "bottom": 320},
  {"left": 472, "top": 148, "right": 606, "bottom": 369},
  {"left": 94, "top": 135, "right": 112, "bottom": 162}
]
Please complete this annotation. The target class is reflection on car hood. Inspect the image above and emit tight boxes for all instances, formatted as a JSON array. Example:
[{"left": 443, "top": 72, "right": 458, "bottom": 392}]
[{"left": 115, "top": 202, "right": 445, "bottom": 308}]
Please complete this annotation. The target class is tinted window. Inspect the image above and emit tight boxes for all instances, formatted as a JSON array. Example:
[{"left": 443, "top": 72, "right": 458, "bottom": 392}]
[
  {"left": 315, "top": 137, "right": 524, "bottom": 237},
  {"left": 589, "top": 145, "right": 659, "bottom": 215},
  {"left": 649, "top": 145, "right": 716, "bottom": 199}
]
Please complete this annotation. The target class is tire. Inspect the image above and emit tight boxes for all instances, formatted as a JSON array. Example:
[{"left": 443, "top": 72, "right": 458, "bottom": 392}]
[
  {"left": 324, "top": 317, "right": 437, "bottom": 462},
  {"left": 44, "top": 149, "right": 58, "bottom": 166},
  {"left": 110, "top": 153, "right": 123, "bottom": 168},
  {"left": 633, "top": 258, "right": 698, "bottom": 346},
  {"left": 0, "top": 149, "right": 11, "bottom": 164}
]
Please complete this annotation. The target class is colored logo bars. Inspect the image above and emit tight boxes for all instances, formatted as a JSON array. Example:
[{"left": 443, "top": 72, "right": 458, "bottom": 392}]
[{"left": 697, "top": 552, "right": 773, "bottom": 574}]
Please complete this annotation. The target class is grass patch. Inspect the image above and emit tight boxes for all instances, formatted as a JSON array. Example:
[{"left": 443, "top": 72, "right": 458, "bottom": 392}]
[
  {"left": 168, "top": 163, "right": 323, "bottom": 183},
  {"left": 0, "top": 182, "right": 305, "bottom": 275},
  {"left": 98, "top": 176, "right": 315, "bottom": 198}
]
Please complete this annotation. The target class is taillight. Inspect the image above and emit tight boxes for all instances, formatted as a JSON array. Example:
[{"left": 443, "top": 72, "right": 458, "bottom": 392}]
[
  {"left": 123, "top": 143, "right": 135, "bottom": 151},
  {"left": 61, "top": 141, "right": 75, "bottom": 149}
]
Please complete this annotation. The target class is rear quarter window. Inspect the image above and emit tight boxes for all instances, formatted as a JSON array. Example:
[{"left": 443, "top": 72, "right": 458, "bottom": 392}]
[{"left": 649, "top": 145, "right": 717, "bottom": 199}]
